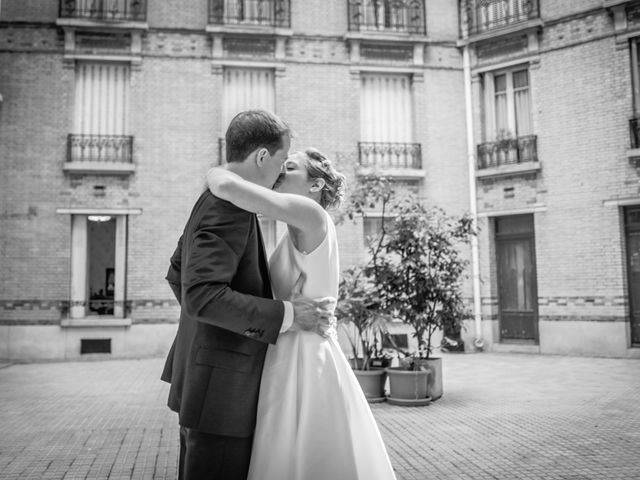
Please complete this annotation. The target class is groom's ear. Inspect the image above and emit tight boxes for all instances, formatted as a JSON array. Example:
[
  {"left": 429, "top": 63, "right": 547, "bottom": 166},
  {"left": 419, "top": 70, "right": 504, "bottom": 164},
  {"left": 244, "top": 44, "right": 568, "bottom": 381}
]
[{"left": 255, "top": 148, "right": 269, "bottom": 167}]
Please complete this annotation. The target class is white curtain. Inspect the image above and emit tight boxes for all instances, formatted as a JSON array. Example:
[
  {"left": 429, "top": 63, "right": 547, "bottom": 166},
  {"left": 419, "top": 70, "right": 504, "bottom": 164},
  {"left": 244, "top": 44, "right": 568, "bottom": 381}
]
[
  {"left": 223, "top": 68, "right": 275, "bottom": 129},
  {"left": 74, "top": 62, "right": 129, "bottom": 135},
  {"left": 513, "top": 69, "right": 532, "bottom": 136},
  {"left": 360, "top": 74, "right": 412, "bottom": 142},
  {"left": 493, "top": 73, "right": 509, "bottom": 136},
  {"left": 360, "top": 74, "right": 413, "bottom": 167}
]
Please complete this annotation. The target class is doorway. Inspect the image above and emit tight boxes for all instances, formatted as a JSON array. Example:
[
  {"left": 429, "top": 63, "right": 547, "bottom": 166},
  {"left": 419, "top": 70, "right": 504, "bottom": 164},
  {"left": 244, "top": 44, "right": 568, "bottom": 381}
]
[
  {"left": 88, "top": 216, "right": 116, "bottom": 315},
  {"left": 70, "top": 214, "right": 127, "bottom": 319},
  {"left": 495, "top": 214, "right": 539, "bottom": 342},
  {"left": 624, "top": 207, "right": 640, "bottom": 346}
]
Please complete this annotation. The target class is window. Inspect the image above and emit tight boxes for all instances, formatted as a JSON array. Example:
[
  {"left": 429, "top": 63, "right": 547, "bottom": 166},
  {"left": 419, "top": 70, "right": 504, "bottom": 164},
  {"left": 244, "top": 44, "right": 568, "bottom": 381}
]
[
  {"left": 630, "top": 39, "right": 640, "bottom": 148},
  {"left": 483, "top": 67, "right": 531, "bottom": 141},
  {"left": 70, "top": 214, "right": 128, "bottom": 319},
  {"left": 258, "top": 215, "right": 280, "bottom": 256},
  {"left": 223, "top": 68, "right": 275, "bottom": 129},
  {"left": 478, "top": 0, "right": 528, "bottom": 32},
  {"left": 71, "top": 62, "right": 131, "bottom": 162},
  {"left": 74, "top": 62, "right": 130, "bottom": 136},
  {"left": 359, "top": 74, "right": 419, "bottom": 168}
]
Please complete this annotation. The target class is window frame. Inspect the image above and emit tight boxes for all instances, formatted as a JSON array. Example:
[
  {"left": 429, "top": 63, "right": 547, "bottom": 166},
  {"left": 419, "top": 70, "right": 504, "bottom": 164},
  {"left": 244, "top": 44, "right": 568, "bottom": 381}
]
[{"left": 482, "top": 65, "right": 532, "bottom": 141}]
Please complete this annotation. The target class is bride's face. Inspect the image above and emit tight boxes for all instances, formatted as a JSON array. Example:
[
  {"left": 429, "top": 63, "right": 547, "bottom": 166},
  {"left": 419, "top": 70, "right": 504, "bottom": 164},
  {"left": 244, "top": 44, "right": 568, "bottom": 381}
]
[{"left": 273, "top": 153, "right": 313, "bottom": 197}]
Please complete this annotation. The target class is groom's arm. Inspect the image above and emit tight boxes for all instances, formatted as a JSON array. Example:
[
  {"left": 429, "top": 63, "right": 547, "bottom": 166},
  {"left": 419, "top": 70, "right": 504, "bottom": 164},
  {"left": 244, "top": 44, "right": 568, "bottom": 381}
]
[
  {"left": 183, "top": 199, "right": 285, "bottom": 344},
  {"left": 166, "top": 234, "right": 183, "bottom": 304}
]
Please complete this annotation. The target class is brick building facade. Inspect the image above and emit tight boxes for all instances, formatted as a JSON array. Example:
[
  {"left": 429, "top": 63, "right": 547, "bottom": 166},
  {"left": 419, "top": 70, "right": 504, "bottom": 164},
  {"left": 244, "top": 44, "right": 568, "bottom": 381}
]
[{"left": 0, "top": 0, "right": 638, "bottom": 360}]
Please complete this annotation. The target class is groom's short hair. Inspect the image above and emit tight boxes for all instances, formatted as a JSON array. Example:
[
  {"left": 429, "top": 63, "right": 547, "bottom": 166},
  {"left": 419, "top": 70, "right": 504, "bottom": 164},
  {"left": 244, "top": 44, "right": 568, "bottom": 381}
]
[{"left": 225, "top": 110, "right": 290, "bottom": 163}]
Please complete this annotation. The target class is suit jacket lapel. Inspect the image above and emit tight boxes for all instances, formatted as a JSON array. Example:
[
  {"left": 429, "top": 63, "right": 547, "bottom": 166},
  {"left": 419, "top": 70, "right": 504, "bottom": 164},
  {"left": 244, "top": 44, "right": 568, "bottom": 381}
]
[{"left": 254, "top": 214, "right": 274, "bottom": 299}]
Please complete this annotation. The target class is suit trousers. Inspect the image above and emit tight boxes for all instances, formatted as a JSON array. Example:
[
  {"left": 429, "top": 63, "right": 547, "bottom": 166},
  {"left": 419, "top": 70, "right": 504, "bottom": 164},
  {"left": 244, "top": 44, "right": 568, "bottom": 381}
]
[{"left": 179, "top": 426, "right": 253, "bottom": 480}]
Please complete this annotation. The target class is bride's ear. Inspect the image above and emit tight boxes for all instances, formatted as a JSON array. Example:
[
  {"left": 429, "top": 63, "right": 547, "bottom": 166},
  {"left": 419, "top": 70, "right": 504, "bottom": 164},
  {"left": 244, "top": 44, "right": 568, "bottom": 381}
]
[{"left": 309, "top": 178, "right": 325, "bottom": 193}]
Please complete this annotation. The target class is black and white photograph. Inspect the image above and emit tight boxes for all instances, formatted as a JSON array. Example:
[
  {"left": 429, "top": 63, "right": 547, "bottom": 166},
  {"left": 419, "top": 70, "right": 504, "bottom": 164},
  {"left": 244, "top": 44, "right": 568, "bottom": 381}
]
[{"left": 0, "top": 1, "right": 639, "bottom": 479}]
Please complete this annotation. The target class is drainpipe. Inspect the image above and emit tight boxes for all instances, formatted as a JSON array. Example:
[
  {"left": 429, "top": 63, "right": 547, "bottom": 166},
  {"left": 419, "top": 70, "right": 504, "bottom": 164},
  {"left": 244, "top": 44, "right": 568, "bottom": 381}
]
[{"left": 462, "top": 45, "right": 484, "bottom": 350}]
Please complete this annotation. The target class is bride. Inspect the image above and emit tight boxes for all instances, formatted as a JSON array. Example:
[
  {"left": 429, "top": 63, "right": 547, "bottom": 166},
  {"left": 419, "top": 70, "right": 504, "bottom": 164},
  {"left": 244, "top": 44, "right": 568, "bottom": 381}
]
[{"left": 206, "top": 148, "right": 397, "bottom": 480}]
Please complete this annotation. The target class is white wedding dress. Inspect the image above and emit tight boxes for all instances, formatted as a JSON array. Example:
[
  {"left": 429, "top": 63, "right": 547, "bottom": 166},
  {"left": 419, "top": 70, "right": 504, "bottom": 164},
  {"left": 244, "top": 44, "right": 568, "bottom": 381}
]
[{"left": 247, "top": 211, "right": 397, "bottom": 480}]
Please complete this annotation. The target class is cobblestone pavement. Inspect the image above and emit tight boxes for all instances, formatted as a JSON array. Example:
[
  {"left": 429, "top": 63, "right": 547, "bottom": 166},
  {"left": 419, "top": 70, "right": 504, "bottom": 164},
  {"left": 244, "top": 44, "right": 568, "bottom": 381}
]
[{"left": 0, "top": 352, "right": 638, "bottom": 480}]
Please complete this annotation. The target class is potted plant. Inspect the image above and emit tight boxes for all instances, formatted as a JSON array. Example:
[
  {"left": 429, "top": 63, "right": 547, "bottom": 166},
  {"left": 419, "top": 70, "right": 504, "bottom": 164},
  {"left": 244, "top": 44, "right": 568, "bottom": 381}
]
[
  {"left": 376, "top": 201, "right": 474, "bottom": 404},
  {"left": 336, "top": 266, "right": 390, "bottom": 403},
  {"left": 341, "top": 173, "right": 474, "bottom": 406},
  {"left": 495, "top": 128, "right": 517, "bottom": 164}
]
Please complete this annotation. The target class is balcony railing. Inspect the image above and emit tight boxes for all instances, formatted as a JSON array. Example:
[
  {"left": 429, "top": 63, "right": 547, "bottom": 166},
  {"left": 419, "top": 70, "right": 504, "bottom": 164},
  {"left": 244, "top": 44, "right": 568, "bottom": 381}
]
[
  {"left": 631, "top": 118, "right": 640, "bottom": 149},
  {"left": 348, "top": 0, "right": 426, "bottom": 35},
  {"left": 208, "top": 0, "right": 291, "bottom": 27},
  {"left": 67, "top": 134, "right": 133, "bottom": 163},
  {"left": 476, "top": 134, "right": 537, "bottom": 169},
  {"left": 59, "top": 0, "right": 147, "bottom": 21},
  {"left": 465, "top": 0, "right": 539, "bottom": 36},
  {"left": 358, "top": 142, "right": 422, "bottom": 169}
]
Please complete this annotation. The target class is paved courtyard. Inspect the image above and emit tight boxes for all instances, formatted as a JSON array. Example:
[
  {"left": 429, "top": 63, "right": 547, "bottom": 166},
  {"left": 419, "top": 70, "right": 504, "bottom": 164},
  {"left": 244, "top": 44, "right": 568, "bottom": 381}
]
[{"left": 0, "top": 352, "right": 638, "bottom": 480}]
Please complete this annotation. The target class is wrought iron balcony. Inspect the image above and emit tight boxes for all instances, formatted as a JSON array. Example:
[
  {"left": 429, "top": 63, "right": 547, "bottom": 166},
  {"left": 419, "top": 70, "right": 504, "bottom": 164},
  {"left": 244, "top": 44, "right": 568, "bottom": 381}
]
[
  {"left": 358, "top": 142, "right": 422, "bottom": 169},
  {"left": 59, "top": 0, "right": 147, "bottom": 22},
  {"left": 67, "top": 134, "right": 133, "bottom": 163},
  {"left": 476, "top": 134, "right": 537, "bottom": 169},
  {"left": 348, "top": 0, "right": 426, "bottom": 35},
  {"left": 464, "top": 0, "right": 539, "bottom": 36},
  {"left": 631, "top": 117, "right": 640, "bottom": 149},
  {"left": 208, "top": 0, "right": 291, "bottom": 27}
]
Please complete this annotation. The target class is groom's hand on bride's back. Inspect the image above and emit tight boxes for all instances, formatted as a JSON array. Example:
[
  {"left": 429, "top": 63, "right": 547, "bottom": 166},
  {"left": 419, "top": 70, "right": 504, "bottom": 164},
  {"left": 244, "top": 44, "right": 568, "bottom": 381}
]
[{"left": 290, "top": 295, "right": 337, "bottom": 338}]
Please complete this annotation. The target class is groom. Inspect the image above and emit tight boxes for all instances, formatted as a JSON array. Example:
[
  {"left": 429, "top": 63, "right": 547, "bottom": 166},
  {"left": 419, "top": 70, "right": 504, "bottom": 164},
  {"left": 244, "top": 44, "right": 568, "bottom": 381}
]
[{"left": 161, "top": 110, "right": 330, "bottom": 480}]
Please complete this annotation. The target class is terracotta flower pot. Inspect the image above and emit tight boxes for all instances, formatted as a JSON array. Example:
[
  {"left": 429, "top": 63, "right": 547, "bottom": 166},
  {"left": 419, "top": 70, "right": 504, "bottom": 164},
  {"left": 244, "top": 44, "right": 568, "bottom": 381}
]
[
  {"left": 385, "top": 367, "right": 431, "bottom": 406},
  {"left": 412, "top": 357, "right": 443, "bottom": 401},
  {"left": 353, "top": 369, "right": 387, "bottom": 403}
]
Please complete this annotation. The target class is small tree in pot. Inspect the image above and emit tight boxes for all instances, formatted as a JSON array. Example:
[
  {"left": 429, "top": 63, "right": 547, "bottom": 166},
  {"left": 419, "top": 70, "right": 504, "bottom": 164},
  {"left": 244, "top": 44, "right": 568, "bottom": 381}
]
[
  {"left": 371, "top": 199, "right": 474, "bottom": 403},
  {"left": 340, "top": 172, "right": 474, "bottom": 404}
]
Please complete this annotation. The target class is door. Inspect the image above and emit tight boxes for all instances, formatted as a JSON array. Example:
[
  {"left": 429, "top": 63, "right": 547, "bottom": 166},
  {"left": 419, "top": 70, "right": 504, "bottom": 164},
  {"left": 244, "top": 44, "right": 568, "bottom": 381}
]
[
  {"left": 625, "top": 207, "right": 640, "bottom": 345},
  {"left": 495, "top": 215, "right": 539, "bottom": 342}
]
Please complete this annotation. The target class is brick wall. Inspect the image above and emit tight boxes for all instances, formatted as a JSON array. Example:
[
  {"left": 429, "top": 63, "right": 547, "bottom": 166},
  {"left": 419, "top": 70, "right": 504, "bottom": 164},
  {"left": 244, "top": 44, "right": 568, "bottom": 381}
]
[
  {"left": 4, "top": 0, "right": 634, "bottom": 358},
  {"left": 469, "top": 2, "right": 637, "bottom": 355}
]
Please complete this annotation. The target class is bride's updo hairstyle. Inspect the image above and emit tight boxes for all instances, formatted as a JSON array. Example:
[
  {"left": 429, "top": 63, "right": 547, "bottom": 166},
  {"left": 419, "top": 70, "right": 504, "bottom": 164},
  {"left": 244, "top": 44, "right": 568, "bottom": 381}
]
[{"left": 303, "top": 148, "right": 346, "bottom": 210}]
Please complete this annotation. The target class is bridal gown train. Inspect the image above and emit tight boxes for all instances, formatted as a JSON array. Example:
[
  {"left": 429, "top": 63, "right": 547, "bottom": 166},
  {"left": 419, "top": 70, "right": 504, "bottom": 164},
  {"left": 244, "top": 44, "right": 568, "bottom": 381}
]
[{"left": 247, "top": 211, "right": 397, "bottom": 480}]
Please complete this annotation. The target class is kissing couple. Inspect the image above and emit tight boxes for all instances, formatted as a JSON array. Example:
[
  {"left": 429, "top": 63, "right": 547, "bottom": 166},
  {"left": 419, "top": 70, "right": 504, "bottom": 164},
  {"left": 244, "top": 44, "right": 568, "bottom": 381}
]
[{"left": 161, "top": 110, "right": 396, "bottom": 480}]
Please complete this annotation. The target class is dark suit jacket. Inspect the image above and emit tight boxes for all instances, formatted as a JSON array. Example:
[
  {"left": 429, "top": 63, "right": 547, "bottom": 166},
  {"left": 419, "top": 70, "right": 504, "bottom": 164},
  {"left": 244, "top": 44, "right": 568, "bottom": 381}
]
[{"left": 161, "top": 190, "right": 284, "bottom": 438}]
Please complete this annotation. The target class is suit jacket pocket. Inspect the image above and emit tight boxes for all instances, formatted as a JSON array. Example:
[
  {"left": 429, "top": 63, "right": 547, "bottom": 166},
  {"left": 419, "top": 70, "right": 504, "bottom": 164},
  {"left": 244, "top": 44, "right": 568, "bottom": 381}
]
[{"left": 195, "top": 347, "right": 252, "bottom": 373}]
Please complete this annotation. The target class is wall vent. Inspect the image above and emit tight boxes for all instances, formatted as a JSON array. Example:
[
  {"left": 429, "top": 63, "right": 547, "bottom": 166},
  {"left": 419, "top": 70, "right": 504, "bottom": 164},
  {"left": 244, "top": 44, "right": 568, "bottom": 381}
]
[{"left": 81, "top": 338, "right": 111, "bottom": 354}]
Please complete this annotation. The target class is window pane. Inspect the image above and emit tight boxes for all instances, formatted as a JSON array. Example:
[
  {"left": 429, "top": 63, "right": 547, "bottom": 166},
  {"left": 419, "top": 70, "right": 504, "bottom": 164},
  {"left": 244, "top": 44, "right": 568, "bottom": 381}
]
[
  {"left": 495, "top": 214, "right": 534, "bottom": 235},
  {"left": 513, "top": 69, "right": 529, "bottom": 89},
  {"left": 495, "top": 92, "right": 509, "bottom": 133},
  {"left": 513, "top": 70, "right": 531, "bottom": 135},
  {"left": 498, "top": 239, "right": 533, "bottom": 310},
  {"left": 514, "top": 91, "right": 531, "bottom": 135},
  {"left": 494, "top": 73, "right": 507, "bottom": 93}
]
